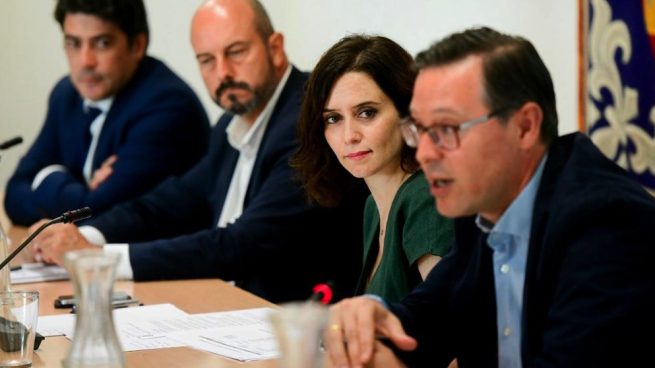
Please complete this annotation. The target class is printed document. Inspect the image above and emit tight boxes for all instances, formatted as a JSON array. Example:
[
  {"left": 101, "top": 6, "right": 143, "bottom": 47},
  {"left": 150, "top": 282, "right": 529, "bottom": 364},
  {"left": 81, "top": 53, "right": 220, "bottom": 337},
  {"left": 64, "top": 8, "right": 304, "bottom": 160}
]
[{"left": 37, "top": 304, "right": 279, "bottom": 361}]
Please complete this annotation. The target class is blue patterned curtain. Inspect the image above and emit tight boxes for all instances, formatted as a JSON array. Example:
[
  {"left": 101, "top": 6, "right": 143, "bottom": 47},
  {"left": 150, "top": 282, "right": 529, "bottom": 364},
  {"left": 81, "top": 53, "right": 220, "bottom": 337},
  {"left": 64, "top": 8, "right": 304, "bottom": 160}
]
[{"left": 584, "top": 0, "right": 655, "bottom": 194}]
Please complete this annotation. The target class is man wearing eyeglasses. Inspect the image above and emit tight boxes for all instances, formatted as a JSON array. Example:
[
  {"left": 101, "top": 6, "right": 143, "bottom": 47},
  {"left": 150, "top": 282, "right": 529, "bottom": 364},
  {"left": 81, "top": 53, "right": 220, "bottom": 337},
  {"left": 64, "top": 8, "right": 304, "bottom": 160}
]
[{"left": 324, "top": 27, "right": 655, "bottom": 368}]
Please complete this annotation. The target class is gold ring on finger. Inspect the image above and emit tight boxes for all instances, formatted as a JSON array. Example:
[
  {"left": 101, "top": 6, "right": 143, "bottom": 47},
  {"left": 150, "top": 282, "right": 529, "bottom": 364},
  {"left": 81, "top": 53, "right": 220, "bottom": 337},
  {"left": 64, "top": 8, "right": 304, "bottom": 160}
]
[{"left": 328, "top": 323, "right": 342, "bottom": 332}]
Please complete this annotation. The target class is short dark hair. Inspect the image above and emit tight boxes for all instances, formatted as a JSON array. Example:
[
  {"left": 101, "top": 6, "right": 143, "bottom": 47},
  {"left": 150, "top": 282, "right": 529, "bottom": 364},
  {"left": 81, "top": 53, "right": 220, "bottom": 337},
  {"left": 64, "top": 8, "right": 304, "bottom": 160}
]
[
  {"left": 416, "top": 26, "right": 558, "bottom": 145},
  {"left": 292, "top": 35, "right": 418, "bottom": 207},
  {"left": 54, "top": 0, "right": 150, "bottom": 47}
]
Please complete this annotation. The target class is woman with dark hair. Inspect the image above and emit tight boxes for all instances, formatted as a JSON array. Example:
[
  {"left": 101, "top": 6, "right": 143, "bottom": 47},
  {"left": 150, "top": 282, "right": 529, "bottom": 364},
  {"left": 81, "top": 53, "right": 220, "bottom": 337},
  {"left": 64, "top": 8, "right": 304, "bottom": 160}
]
[{"left": 292, "top": 35, "right": 454, "bottom": 303}]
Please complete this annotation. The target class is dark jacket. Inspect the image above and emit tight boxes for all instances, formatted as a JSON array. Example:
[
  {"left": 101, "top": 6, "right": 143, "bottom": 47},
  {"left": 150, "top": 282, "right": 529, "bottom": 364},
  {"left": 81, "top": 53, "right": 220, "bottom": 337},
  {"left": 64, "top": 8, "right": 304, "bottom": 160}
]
[
  {"left": 5, "top": 56, "right": 210, "bottom": 225},
  {"left": 392, "top": 133, "right": 655, "bottom": 367}
]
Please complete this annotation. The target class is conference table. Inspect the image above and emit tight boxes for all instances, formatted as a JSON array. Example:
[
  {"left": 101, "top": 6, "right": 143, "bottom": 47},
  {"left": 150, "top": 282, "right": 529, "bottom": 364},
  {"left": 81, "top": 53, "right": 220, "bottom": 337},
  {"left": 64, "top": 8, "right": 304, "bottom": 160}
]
[
  {"left": 29, "top": 279, "right": 279, "bottom": 368},
  {"left": 7, "top": 227, "right": 281, "bottom": 368}
]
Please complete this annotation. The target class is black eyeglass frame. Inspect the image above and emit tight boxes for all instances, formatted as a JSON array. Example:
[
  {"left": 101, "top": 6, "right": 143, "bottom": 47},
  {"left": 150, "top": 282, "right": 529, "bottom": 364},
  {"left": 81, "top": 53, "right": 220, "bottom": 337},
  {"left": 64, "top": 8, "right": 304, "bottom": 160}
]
[{"left": 399, "top": 107, "right": 512, "bottom": 150}]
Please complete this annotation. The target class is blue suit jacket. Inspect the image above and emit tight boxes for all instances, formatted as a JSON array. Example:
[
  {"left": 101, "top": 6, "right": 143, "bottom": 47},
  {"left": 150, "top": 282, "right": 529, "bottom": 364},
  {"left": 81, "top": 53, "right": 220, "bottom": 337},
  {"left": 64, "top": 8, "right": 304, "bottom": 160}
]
[
  {"left": 86, "top": 67, "right": 367, "bottom": 302},
  {"left": 390, "top": 133, "right": 655, "bottom": 367},
  {"left": 5, "top": 56, "right": 210, "bottom": 225}
]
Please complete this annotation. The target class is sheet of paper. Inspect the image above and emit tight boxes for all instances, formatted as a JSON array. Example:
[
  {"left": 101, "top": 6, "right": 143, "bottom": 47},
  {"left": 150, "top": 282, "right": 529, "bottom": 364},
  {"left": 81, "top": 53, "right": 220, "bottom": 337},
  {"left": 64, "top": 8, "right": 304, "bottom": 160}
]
[
  {"left": 113, "top": 303, "right": 190, "bottom": 351},
  {"left": 37, "top": 304, "right": 281, "bottom": 360},
  {"left": 11, "top": 262, "right": 69, "bottom": 284},
  {"left": 38, "top": 303, "right": 190, "bottom": 351},
  {"left": 37, "top": 314, "right": 74, "bottom": 337},
  {"left": 169, "top": 325, "right": 279, "bottom": 361},
  {"left": 164, "top": 307, "right": 279, "bottom": 361}
]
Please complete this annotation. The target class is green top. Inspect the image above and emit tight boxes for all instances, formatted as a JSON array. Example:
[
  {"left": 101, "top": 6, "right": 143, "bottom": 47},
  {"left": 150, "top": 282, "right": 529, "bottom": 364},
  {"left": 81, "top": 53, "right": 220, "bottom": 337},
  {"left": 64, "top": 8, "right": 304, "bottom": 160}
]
[{"left": 357, "top": 170, "right": 454, "bottom": 303}]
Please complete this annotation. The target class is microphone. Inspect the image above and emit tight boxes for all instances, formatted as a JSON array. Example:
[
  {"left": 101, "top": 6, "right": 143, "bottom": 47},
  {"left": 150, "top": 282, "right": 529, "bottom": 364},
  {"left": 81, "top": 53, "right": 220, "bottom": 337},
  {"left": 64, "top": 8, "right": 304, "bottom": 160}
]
[
  {"left": 308, "top": 282, "right": 334, "bottom": 305},
  {"left": 58, "top": 207, "right": 92, "bottom": 225},
  {"left": 0, "top": 207, "right": 92, "bottom": 271},
  {"left": 0, "top": 136, "right": 23, "bottom": 150}
]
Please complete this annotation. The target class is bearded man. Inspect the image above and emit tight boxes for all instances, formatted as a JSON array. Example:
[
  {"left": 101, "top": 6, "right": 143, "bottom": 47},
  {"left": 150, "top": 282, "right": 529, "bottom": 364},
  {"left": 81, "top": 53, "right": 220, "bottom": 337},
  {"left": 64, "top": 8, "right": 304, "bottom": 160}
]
[{"left": 30, "top": 0, "right": 366, "bottom": 303}]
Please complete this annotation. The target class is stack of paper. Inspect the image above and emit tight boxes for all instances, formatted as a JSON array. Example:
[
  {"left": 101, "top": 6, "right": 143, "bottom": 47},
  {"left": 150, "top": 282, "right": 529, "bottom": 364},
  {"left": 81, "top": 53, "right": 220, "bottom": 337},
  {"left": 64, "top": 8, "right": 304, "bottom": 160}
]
[
  {"left": 11, "top": 262, "right": 69, "bottom": 284},
  {"left": 37, "top": 304, "right": 279, "bottom": 362}
]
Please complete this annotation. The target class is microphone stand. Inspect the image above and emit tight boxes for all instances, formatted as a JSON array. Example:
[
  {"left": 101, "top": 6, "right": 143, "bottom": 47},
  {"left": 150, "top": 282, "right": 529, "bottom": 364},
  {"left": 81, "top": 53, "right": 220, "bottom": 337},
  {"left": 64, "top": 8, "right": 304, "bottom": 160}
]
[
  {"left": 0, "top": 207, "right": 91, "bottom": 352},
  {"left": 0, "top": 207, "right": 92, "bottom": 272}
]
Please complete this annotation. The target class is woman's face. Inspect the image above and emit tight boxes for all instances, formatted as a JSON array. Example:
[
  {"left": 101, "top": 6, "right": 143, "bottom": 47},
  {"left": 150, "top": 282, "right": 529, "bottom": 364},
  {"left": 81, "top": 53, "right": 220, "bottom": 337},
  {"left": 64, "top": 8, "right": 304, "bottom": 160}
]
[{"left": 323, "top": 72, "right": 405, "bottom": 179}]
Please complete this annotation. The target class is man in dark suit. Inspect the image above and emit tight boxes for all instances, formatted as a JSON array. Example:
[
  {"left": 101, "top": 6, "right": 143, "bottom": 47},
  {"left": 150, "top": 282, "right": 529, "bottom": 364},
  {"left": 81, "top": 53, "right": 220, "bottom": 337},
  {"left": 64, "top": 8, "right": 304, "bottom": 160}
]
[
  {"left": 5, "top": 0, "right": 210, "bottom": 226},
  {"left": 324, "top": 27, "right": 655, "bottom": 367},
  {"left": 30, "top": 0, "right": 365, "bottom": 303}
]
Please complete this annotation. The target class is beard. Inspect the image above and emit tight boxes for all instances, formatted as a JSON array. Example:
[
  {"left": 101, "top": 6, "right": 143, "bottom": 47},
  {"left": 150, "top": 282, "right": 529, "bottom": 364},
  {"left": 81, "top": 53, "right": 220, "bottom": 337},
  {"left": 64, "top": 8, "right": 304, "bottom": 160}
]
[{"left": 214, "top": 64, "right": 277, "bottom": 116}]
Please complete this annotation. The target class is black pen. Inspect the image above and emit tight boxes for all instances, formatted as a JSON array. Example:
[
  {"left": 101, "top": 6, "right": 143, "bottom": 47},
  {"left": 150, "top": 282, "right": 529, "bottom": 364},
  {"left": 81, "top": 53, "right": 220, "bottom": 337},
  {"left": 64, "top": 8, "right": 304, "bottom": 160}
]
[
  {"left": 111, "top": 299, "right": 142, "bottom": 308},
  {"left": 70, "top": 299, "right": 143, "bottom": 314},
  {"left": 56, "top": 291, "right": 132, "bottom": 308},
  {"left": 10, "top": 263, "right": 45, "bottom": 272}
]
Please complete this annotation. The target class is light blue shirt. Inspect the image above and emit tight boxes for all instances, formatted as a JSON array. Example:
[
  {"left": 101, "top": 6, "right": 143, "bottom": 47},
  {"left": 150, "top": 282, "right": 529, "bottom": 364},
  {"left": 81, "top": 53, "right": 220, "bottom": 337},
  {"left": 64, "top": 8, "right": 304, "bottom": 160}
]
[{"left": 475, "top": 156, "right": 547, "bottom": 368}]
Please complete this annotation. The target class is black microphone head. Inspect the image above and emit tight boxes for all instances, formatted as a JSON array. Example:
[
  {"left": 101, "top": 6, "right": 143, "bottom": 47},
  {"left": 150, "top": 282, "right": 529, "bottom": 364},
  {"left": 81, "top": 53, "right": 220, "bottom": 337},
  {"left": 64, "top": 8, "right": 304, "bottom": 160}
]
[
  {"left": 60, "top": 207, "right": 92, "bottom": 224},
  {"left": 0, "top": 136, "right": 23, "bottom": 150}
]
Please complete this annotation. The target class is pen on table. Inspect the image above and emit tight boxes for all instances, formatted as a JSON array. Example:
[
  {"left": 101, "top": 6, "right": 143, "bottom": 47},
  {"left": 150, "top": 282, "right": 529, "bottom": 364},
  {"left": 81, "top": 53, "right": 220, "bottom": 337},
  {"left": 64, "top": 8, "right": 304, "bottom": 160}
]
[
  {"left": 56, "top": 291, "right": 132, "bottom": 308},
  {"left": 10, "top": 262, "right": 45, "bottom": 271},
  {"left": 112, "top": 299, "right": 143, "bottom": 308},
  {"left": 70, "top": 299, "right": 143, "bottom": 314}
]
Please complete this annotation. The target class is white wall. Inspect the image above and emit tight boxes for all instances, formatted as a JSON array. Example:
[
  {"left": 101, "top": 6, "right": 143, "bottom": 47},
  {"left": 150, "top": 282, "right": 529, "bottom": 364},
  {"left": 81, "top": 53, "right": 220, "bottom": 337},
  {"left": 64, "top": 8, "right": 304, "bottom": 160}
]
[{"left": 0, "top": 0, "right": 578, "bottom": 190}]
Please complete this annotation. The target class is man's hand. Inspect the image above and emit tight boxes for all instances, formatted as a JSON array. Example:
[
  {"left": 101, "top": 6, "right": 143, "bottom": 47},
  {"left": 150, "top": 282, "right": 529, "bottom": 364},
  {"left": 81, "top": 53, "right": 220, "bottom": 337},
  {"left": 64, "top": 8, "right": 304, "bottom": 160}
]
[
  {"left": 324, "top": 297, "right": 417, "bottom": 368},
  {"left": 89, "top": 155, "right": 118, "bottom": 191},
  {"left": 28, "top": 220, "right": 95, "bottom": 265}
]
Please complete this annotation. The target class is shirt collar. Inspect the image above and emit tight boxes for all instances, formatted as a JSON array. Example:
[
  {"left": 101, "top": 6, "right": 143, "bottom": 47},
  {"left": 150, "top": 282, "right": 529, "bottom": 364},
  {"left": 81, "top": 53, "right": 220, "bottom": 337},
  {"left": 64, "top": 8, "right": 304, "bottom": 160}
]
[
  {"left": 83, "top": 97, "right": 114, "bottom": 114},
  {"left": 226, "top": 65, "right": 292, "bottom": 153},
  {"left": 475, "top": 154, "right": 548, "bottom": 240}
]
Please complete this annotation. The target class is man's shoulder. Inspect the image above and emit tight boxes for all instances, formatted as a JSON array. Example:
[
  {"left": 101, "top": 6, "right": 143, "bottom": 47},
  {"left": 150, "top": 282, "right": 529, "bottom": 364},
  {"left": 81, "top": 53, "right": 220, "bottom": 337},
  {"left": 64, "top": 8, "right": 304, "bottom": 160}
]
[
  {"left": 110, "top": 56, "right": 204, "bottom": 117},
  {"left": 136, "top": 56, "right": 181, "bottom": 83},
  {"left": 548, "top": 133, "right": 637, "bottom": 193},
  {"left": 287, "top": 66, "right": 310, "bottom": 87},
  {"left": 541, "top": 132, "right": 655, "bottom": 217},
  {"left": 50, "top": 75, "right": 79, "bottom": 100},
  {"left": 285, "top": 67, "right": 310, "bottom": 102},
  {"left": 254, "top": 67, "right": 308, "bottom": 142},
  {"left": 124, "top": 56, "right": 199, "bottom": 100},
  {"left": 268, "top": 67, "right": 308, "bottom": 122},
  {"left": 276, "top": 66, "right": 309, "bottom": 104},
  {"left": 45, "top": 76, "right": 84, "bottom": 115}
]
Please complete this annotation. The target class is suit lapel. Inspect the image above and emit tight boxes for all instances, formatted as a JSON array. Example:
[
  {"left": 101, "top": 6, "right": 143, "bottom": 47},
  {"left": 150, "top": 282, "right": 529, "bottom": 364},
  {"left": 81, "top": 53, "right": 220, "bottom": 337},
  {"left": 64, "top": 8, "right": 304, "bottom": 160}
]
[
  {"left": 521, "top": 134, "right": 575, "bottom": 361},
  {"left": 244, "top": 67, "right": 306, "bottom": 206}
]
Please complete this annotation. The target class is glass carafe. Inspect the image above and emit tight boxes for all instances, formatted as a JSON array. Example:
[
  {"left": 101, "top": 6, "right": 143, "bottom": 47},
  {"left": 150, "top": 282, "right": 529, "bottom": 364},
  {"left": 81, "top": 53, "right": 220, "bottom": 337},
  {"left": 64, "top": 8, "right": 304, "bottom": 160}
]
[
  {"left": 269, "top": 301, "right": 328, "bottom": 368},
  {"left": 63, "top": 249, "right": 125, "bottom": 368}
]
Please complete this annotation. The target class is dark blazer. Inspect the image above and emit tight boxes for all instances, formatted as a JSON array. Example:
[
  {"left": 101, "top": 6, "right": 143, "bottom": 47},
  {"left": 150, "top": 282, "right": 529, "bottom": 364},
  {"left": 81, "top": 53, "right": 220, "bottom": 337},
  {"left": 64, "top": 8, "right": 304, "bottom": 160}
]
[
  {"left": 86, "top": 67, "right": 366, "bottom": 303},
  {"left": 391, "top": 133, "right": 655, "bottom": 367},
  {"left": 5, "top": 56, "right": 210, "bottom": 226}
]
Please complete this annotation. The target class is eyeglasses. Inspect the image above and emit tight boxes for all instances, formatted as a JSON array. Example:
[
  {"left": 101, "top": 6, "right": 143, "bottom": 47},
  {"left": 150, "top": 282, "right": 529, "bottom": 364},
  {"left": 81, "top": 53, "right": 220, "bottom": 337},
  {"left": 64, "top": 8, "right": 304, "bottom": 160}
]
[{"left": 399, "top": 108, "right": 509, "bottom": 150}]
